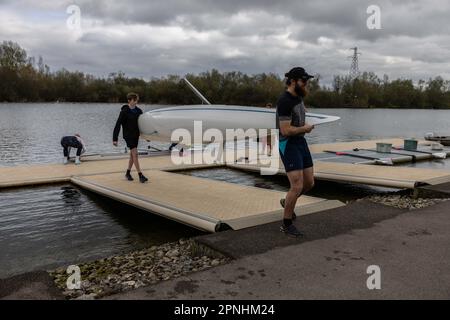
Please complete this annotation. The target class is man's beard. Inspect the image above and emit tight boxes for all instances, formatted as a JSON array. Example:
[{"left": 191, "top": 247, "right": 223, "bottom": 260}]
[{"left": 294, "top": 84, "right": 308, "bottom": 97}]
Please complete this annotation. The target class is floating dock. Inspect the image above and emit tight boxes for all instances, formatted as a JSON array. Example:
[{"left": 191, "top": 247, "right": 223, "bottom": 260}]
[
  {"left": 1, "top": 138, "right": 450, "bottom": 232},
  {"left": 71, "top": 170, "right": 342, "bottom": 232},
  {"left": 230, "top": 160, "right": 450, "bottom": 189},
  {"left": 309, "top": 138, "right": 450, "bottom": 165},
  {"left": 0, "top": 150, "right": 343, "bottom": 232},
  {"left": 231, "top": 138, "right": 450, "bottom": 189},
  {"left": 0, "top": 155, "right": 219, "bottom": 189}
]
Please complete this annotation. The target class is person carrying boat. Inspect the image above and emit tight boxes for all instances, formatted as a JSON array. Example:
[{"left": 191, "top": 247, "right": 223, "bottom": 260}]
[
  {"left": 276, "top": 67, "right": 315, "bottom": 237},
  {"left": 113, "top": 92, "right": 148, "bottom": 183},
  {"left": 61, "top": 134, "right": 86, "bottom": 165}
]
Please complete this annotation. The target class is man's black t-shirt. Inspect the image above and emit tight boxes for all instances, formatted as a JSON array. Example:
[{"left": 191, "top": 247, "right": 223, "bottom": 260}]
[
  {"left": 275, "top": 91, "right": 306, "bottom": 139},
  {"left": 113, "top": 105, "right": 143, "bottom": 141}
]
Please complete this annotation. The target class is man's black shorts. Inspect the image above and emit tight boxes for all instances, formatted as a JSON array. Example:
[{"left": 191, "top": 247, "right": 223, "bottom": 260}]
[
  {"left": 125, "top": 138, "right": 139, "bottom": 150},
  {"left": 279, "top": 136, "right": 313, "bottom": 172}
]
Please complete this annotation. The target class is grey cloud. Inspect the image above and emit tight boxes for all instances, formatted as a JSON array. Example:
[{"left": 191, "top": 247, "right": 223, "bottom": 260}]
[{"left": 0, "top": 0, "right": 449, "bottom": 86}]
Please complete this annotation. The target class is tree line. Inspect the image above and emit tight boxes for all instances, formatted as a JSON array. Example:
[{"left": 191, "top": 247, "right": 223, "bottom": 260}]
[{"left": 1, "top": 41, "right": 449, "bottom": 108}]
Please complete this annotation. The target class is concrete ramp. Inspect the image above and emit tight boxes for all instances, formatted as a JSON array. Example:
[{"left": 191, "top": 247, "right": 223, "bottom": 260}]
[{"left": 71, "top": 170, "right": 343, "bottom": 232}]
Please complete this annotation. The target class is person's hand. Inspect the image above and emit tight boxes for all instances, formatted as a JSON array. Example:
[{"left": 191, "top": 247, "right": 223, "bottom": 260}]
[
  {"left": 304, "top": 124, "right": 315, "bottom": 133},
  {"left": 113, "top": 141, "right": 118, "bottom": 147}
]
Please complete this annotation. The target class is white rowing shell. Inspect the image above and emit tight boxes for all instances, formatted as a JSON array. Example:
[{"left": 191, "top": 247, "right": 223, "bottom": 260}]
[{"left": 139, "top": 105, "right": 340, "bottom": 142}]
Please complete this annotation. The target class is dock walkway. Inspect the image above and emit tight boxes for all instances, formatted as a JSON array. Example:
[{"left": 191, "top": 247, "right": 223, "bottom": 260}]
[
  {"left": 71, "top": 170, "right": 341, "bottom": 232},
  {"left": 1, "top": 138, "right": 450, "bottom": 232}
]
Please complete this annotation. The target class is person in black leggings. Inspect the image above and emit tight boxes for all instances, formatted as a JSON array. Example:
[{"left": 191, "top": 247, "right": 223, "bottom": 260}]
[
  {"left": 61, "top": 134, "right": 86, "bottom": 165},
  {"left": 113, "top": 92, "right": 148, "bottom": 183}
]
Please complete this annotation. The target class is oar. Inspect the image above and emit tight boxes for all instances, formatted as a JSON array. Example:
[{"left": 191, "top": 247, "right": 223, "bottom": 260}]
[
  {"left": 392, "top": 146, "right": 446, "bottom": 159},
  {"left": 323, "top": 150, "right": 394, "bottom": 165},
  {"left": 353, "top": 148, "right": 417, "bottom": 162}
]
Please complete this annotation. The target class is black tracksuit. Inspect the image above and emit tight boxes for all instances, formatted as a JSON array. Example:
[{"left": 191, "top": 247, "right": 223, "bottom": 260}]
[
  {"left": 113, "top": 105, "right": 143, "bottom": 149},
  {"left": 61, "top": 136, "right": 83, "bottom": 157}
]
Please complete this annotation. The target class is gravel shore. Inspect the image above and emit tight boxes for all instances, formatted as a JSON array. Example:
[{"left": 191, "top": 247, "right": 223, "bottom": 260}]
[
  {"left": 49, "top": 193, "right": 448, "bottom": 299},
  {"left": 49, "top": 239, "right": 229, "bottom": 300},
  {"left": 367, "top": 194, "right": 449, "bottom": 210}
]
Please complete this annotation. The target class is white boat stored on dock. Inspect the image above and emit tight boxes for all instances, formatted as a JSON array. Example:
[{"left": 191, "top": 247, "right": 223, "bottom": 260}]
[{"left": 139, "top": 105, "right": 340, "bottom": 142}]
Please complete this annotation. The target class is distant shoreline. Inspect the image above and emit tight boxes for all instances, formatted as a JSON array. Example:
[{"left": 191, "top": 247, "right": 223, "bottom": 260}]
[{"left": 2, "top": 42, "right": 449, "bottom": 109}]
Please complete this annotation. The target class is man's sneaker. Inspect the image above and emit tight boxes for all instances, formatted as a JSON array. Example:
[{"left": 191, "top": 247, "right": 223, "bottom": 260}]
[
  {"left": 139, "top": 173, "right": 148, "bottom": 183},
  {"left": 280, "top": 198, "right": 297, "bottom": 220},
  {"left": 75, "top": 157, "right": 81, "bottom": 165},
  {"left": 63, "top": 158, "right": 68, "bottom": 165},
  {"left": 280, "top": 224, "right": 303, "bottom": 237},
  {"left": 125, "top": 172, "right": 134, "bottom": 181}
]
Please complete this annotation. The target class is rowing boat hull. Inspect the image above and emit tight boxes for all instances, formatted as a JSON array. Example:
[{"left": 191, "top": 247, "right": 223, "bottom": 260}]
[{"left": 139, "top": 105, "right": 340, "bottom": 142}]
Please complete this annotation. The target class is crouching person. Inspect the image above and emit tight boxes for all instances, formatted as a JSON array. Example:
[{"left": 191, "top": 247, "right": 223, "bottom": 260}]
[{"left": 61, "top": 134, "right": 86, "bottom": 165}]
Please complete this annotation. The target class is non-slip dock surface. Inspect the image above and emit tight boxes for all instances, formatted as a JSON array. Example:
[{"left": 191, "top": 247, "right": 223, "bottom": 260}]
[
  {"left": 2, "top": 138, "right": 449, "bottom": 189},
  {"left": 2, "top": 137, "right": 449, "bottom": 232},
  {"left": 309, "top": 138, "right": 408, "bottom": 153},
  {"left": 71, "top": 170, "right": 343, "bottom": 232},
  {"left": 230, "top": 160, "right": 450, "bottom": 189},
  {"left": 0, "top": 155, "right": 220, "bottom": 188}
]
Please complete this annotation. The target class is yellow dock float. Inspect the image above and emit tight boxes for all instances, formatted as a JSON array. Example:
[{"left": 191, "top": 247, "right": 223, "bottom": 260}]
[
  {"left": 229, "top": 161, "right": 450, "bottom": 189},
  {"left": 308, "top": 138, "right": 407, "bottom": 153},
  {"left": 70, "top": 170, "right": 343, "bottom": 232},
  {"left": 1, "top": 138, "right": 450, "bottom": 231},
  {"left": 0, "top": 155, "right": 220, "bottom": 189},
  {"left": 229, "top": 138, "right": 450, "bottom": 188}
]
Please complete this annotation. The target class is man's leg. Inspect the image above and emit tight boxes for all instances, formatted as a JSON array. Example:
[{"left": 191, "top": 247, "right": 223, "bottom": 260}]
[
  {"left": 125, "top": 151, "right": 134, "bottom": 181},
  {"left": 62, "top": 144, "right": 69, "bottom": 164},
  {"left": 128, "top": 153, "right": 134, "bottom": 170},
  {"left": 63, "top": 146, "right": 69, "bottom": 158},
  {"left": 284, "top": 169, "right": 304, "bottom": 220},
  {"left": 131, "top": 148, "right": 140, "bottom": 172},
  {"left": 280, "top": 169, "right": 304, "bottom": 237},
  {"left": 131, "top": 148, "right": 148, "bottom": 183},
  {"left": 280, "top": 165, "right": 314, "bottom": 212},
  {"left": 75, "top": 145, "right": 82, "bottom": 165},
  {"left": 302, "top": 166, "right": 315, "bottom": 193}
]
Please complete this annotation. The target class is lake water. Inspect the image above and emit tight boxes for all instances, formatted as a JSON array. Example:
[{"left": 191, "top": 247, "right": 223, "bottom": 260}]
[
  {"left": 1, "top": 104, "right": 449, "bottom": 166},
  {"left": 1, "top": 103, "right": 449, "bottom": 278}
]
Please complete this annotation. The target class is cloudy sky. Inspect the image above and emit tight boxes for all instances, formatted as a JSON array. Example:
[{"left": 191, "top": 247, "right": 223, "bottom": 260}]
[{"left": 1, "top": 0, "right": 449, "bottom": 85}]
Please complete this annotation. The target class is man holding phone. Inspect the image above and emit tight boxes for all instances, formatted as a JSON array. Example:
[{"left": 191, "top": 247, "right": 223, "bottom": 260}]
[{"left": 276, "top": 67, "right": 315, "bottom": 237}]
